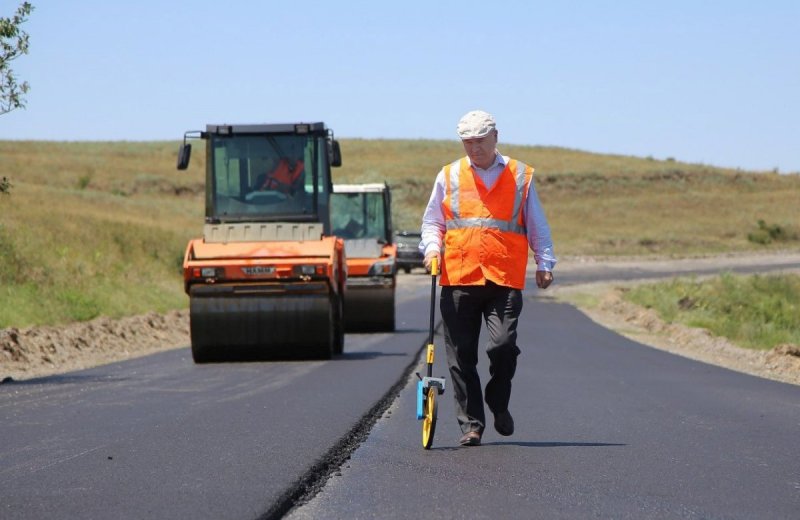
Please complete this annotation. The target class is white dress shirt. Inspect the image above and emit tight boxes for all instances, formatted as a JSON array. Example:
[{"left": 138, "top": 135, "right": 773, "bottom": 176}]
[{"left": 420, "top": 151, "right": 557, "bottom": 272}]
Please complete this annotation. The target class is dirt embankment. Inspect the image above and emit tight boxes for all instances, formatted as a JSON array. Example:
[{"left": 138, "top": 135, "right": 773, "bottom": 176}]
[
  {"left": 1, "top": 310, "right": 190, "bottom": 382},
  {"left": 2, "top": 252, "right": 799, "bottom": 385}
]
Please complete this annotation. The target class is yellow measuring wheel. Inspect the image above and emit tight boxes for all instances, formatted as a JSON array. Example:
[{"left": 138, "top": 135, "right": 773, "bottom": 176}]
[
  {"left": 422, "top": 383, "right": 438, "bottom": 448},
  {"left": 416, "top": 257, "right": 446, "bottom": 449}
]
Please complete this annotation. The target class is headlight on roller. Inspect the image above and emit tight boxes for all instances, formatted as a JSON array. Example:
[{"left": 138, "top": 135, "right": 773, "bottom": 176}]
[
  {"left": 293, "top": 264, "right": 327, "bottom": 277},
  {"left": 191, "top": 267, "right": 223, "bottom": 281},
  {"left": 368, "top": 257, "right": 396, "bottom": 276}
]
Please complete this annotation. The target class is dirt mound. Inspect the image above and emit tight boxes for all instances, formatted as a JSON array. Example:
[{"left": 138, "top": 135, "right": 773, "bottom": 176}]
[{"left": 1, "top": 310, "right": 189, "bottom": 381}]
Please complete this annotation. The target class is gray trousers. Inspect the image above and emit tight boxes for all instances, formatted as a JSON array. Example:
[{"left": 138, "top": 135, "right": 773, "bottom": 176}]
[{"left": 440, "top": 282, "right": 523, "bottom": 434}]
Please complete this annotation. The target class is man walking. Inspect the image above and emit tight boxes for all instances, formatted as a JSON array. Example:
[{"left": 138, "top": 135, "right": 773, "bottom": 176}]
[{"left": 420, "top": 110, "right": 557, "bottom": 446}]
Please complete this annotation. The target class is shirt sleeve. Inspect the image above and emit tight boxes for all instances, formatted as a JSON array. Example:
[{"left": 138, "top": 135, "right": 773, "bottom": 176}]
[
  {"left": 419, "top": 169, "right": 447, "bottom": 256},
  {"left": 523, "top": 176, "right": 557, "bottom": 272}
]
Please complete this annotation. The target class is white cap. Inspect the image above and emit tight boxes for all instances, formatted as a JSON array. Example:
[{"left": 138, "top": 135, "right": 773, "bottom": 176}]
[{"left": 456, "top": 110, "right": 496, "bottom": 139}]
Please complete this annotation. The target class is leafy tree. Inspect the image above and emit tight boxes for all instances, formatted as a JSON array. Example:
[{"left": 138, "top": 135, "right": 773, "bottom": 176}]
[
  {"left": 0, "top": 2, "right": 34, "bottom": 116},
  {"left": 0, "top": 2, "right": 33, "bottom": 195}
]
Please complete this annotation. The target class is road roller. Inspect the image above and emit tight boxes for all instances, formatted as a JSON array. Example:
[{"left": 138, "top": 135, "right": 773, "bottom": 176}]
[
  {"left": 331, "top": 183, "right": 397, "bottom": 332},
  {"left": 176, "top": 122, "right": 347, "bottom": 362}
]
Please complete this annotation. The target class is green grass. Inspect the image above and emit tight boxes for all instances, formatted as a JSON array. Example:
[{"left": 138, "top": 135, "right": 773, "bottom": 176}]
[
  {"left": 623, "top": 273, "right": 800, "bottom": 350},
  {"left": 0, "top": 143, "right": 198, "bottom": 328},
  {"left": 1, "top": 138, "right": 799, "bottom": 328}
]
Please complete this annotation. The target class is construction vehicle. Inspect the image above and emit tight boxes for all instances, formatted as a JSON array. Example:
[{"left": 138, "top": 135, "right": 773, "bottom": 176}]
[
  {"left": 176, "top": 122, "right": 347, "bottom": 362},
  {"left": 331, "top": 183, "right": 396, "bottom": 331}
]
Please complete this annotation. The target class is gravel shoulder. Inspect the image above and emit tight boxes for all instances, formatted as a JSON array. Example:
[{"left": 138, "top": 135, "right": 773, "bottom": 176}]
[
  {"left": 2, "top": 252, "right": 799, "bottom": 384},
  {"left": 548, "top": 251, "right": 800, "bottom": 387}
]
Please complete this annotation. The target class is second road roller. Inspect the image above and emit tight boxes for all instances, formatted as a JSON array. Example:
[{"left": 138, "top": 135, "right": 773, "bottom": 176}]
[{"left": 331, "top": 183, "right": 397, "bottom": 332}]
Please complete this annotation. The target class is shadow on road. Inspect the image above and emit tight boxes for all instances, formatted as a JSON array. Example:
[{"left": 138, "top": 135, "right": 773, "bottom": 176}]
[
  {"left": 391, "top": 327, "right": 429, "bottom": 334},
  {"left": 485, "top": 440, "right": 627, "bottom": 448},
  {"left": 429, "top": 441, "right": 626, "bottom": 451},
  {"left": 346, "top": 327, "right": 427, "bottom": 334},
  {"left": 337, "top": 351, "right": 410, "bottom": 361}
]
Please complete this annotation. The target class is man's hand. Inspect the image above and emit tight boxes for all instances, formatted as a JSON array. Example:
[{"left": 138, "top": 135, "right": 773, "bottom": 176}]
[
  {"left": 536, "top": 270, "right": 553, "bottom": 289},
  {"left": 424, "top": 252, "right": 440, "bottom": 273}
]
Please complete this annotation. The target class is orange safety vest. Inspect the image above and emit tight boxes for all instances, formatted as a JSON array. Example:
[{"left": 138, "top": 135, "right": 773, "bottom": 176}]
[
  {"left": 261, "top": 159, "right": 304, "bottom": 193},
  {"left": 441, "top": 157, "right": 533, "bottom": 289}
]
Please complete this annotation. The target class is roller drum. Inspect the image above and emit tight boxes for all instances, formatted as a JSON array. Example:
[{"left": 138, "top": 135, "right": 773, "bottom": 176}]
[
  {"left": 189, "top": 291, "right": 334, "bottom": 362},
  {"left": 343, "top": 283, "right": 395, "bottom": 332}
]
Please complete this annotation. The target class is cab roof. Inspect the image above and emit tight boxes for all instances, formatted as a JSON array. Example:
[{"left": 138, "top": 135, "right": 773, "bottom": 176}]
[{"left": 204, "top": 122, "right": 328, "bottom": 135}]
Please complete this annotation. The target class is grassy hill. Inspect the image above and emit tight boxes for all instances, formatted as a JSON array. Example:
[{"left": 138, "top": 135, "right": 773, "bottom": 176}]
[{"left": 1, "top": 139, "right": 798, "bottom": 328}]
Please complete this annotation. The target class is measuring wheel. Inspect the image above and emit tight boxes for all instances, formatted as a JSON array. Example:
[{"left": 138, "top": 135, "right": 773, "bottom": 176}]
[
  {"left": 422, "top": 385, "right": 438, "bottom": 449},
  {"left": 416, "top": 257, "right": 446, "bottom": 449}
]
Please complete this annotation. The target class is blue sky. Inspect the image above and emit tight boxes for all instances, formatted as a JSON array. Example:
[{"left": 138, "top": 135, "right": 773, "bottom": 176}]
[{"left": 2, "top": 0, "right": 798, "bottom": 172}]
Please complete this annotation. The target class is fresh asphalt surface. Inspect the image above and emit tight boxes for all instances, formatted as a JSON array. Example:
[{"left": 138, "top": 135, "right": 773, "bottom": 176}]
[{"left": 2, "top": 261, "right": 800, "bottom": 519}]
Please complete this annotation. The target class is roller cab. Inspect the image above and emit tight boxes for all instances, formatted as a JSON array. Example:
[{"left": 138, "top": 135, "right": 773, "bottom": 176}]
[
  {"left": 331, "top": 183, "right": 396, "bottom": 332},
  {"left": 178, "top": 123, "right": 346, "bottom": 362}
]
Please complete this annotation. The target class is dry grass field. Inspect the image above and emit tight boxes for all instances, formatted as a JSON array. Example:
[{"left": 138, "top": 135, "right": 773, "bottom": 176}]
[
  {"left": 1, "top": 139, "right": 798, "bottom": 328},
  {"left": 336, "top": 139, "right": 799, "bottom": 255}
]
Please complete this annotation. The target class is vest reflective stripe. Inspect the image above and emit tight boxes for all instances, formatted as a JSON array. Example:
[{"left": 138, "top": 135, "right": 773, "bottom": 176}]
[
  {"left": 511, "top": 161, "right": 528, "bottom": 226},
  {"left": 445, "top": 159, "right": 462, "bottom": 218},
  {"left": 445, "top": 217, "right": 526, "bottom": 235}
]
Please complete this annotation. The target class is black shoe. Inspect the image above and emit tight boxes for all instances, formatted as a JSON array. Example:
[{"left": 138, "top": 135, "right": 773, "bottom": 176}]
[
  {"left": 494, "top": 410, "right": 514, "bottom": 436},
  {"left": 459, "top": 431, "right": 482, "bottom": 446}
]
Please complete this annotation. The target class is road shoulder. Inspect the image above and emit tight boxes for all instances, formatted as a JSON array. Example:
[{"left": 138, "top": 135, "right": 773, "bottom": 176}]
[{"left": 548, "top": 252, "right": 800, "bottom": 387}]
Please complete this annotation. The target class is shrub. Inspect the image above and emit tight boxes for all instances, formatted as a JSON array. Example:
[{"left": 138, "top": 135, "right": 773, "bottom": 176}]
[
  {"left": 747, "top": 220, "right": 799, "bottom": 245},
  {"left": 77, "top": 174, "right": 92, "bottom": 190}
]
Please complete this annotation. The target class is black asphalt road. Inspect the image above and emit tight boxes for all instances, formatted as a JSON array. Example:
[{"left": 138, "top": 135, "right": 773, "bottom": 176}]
[
  {"left": 0, "top": 284, "right": 433, "bottom": 520},
  {"left": 287, "top": 295, "right": 800, "bottom": 519},
  {"left": 2, "top": 261, "right": 799, "bottom": 519}
]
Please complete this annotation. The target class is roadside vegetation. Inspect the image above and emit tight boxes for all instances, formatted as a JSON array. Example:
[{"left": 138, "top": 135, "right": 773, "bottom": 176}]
[
  {"left": 623, "top": 273, "right": 800, "bottom": 350},
  {"left": 0, "top": 141, "right": 203, "bottom": 327},
  {"left": 1, "top": 139, "right": 799, "bottom": 329}
]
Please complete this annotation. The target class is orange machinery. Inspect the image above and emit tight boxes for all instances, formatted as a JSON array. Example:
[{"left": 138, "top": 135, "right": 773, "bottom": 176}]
[
  {"left": 177, "top": 123, "right": 347, "bottom": 362},
  {"left": 331, "top": 183, "right": 397, "bottom": 331}
]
